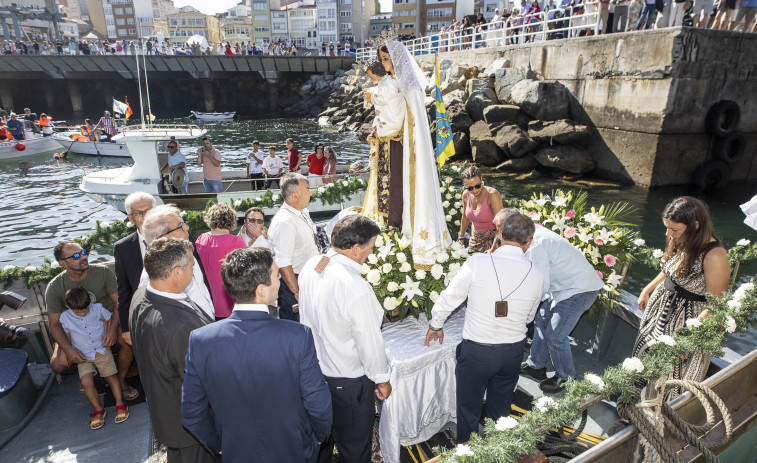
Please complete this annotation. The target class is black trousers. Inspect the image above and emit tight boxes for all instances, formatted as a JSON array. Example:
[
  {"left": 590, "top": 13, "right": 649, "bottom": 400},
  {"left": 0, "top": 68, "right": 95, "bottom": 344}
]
[
  {"left": 166, "top": 444, "right": 219, "bottom": 463},
  {"left": 455, "top": 338, "right": 525, "bottom": 444},
  {"left": 278, "top": 276, "right": 299, "bottom": 322},
  {"left": 318, "top": 375, "right": 375, "bottom": 463}
]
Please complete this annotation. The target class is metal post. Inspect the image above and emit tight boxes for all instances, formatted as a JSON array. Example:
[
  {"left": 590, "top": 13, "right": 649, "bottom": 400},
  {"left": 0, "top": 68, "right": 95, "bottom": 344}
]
[{"left": 11, "top": 11, "right": 22, "bottom": 39}]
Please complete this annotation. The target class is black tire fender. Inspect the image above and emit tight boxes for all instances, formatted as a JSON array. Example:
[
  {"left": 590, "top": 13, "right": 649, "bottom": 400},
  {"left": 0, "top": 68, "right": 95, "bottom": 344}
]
[
  {"left": 705, "top": 100, "right": 740, "bottom": 137},
  {"left": 691, "top": 160, "right": 731, "bottom": 189},
  {"left": 711, "top": 131, "right": 746, "bottom": 165}
]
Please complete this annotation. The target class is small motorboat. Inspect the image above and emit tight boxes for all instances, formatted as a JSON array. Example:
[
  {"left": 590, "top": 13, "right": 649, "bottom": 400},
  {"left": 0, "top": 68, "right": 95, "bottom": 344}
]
[
  {"left": 0, "top": 135, "right": 60, "bottom": 160},
  {"left": 190, "top": 111, "right": 236, "bottom": 121},
  {"left": 52, "top": 132, "right": 131, "bottom": 158}
]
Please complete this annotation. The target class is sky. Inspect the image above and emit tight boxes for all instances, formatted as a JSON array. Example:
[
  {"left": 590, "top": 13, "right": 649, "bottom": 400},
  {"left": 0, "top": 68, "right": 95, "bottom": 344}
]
[{"left": 173, "top": 0, "right": 393, "bottom": 16}]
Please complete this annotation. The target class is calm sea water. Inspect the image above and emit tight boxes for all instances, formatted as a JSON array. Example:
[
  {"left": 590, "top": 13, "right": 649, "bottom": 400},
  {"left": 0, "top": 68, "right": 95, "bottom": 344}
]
[{"left": 0, "top": 118, "right": 755, "bottom": 353}]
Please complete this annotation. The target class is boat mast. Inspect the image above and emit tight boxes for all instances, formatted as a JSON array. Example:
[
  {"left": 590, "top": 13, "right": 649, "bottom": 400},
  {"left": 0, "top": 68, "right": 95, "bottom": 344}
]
[
  {"left": 140, "top": 29, "right": 154, "bottom": 128},
  {"left": 134, "top": 38, "right": 145, "bottom": 130}
]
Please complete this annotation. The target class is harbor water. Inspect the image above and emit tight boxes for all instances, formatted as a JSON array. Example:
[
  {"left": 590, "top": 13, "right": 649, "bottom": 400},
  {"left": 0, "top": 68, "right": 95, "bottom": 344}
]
[{"left": 0, "top": 119, "right": 755, "bottom": 355}]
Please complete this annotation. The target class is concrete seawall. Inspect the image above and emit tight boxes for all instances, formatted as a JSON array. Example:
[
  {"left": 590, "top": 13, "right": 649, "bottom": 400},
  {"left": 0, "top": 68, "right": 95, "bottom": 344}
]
[{"left": 414, "top": 27, "right": 757, "bottom": 187}]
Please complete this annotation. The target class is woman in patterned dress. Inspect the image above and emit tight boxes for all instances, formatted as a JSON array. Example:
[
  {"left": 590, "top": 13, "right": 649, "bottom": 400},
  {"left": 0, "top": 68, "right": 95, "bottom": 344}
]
[{"left": 632, "top": 196, "right": 730, "bottom": 398}]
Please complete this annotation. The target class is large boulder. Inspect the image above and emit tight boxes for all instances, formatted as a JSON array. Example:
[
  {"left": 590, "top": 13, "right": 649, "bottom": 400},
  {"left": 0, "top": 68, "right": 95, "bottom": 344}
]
[
  {"left": 496, "top": 155, "right": 539, "bottom": 172},
  {"left": 528, "top": 120, "right": 592, "bottom": 144},
  {"left": 491, "top": 124, "right": 539, "bottom": 158},
  {"left": 441, "top": 75, "right": 466, "bottom": 94},
  {"left": 483, "top": 105, "right": 521, "bottom": 126},
  {"left": 469, "top": 121, "right": 505, "bottom": 166},
  {"left": 443, "top": 89, "right": 466, "bottom": 108},
  {"left": 493, "top": 66, "right": 536, "bottom": 103},
  {"left": 453, "top": 131, "right": 472, "bottom": 159},
  {"left": 356, "top": 122, "right": 372, "bottom": 141},
  {"left": 510, "top": 80, "right": 571, "bottom": 121},
  {"left": 465, "top": 88, "right": 498, "bottom": 122},
  {"left": 447, "top": 104, "right": 475, "bottom": 132},
  {"left": 534, "top": 145, "right": 596, "bottom": 174}
]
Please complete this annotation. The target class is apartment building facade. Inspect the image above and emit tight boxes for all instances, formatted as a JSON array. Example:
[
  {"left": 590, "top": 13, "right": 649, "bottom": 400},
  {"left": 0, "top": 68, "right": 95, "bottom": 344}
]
[
  {"left": 251, "top": 0, "right": 275, "bottom": 41},
  {"left": 220, "top": 3, "right": 252, "bottom": 44},
  {"left": 166, "top": 6, "right": 221, "bottom": 45},
  {"left": 369, "top": 11, "right": 391, "bottom": 38},
  {"left": 88, "top": 0, "right": 139, "bottom": 40},
  {"left": 391, "top": 0, "right": 424, "bottom": 37}
]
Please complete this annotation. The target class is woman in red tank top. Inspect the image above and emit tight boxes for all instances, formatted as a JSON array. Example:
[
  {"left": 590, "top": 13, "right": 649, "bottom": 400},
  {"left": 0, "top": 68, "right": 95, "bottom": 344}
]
[{"left": 458, "top": 166, "right": 504, "bottom": 253}]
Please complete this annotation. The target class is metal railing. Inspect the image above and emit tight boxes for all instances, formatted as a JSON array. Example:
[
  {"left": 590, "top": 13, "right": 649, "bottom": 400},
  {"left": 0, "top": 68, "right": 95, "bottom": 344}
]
[{"left": 356, "top": 3, "right": 601, "bottom": 61}]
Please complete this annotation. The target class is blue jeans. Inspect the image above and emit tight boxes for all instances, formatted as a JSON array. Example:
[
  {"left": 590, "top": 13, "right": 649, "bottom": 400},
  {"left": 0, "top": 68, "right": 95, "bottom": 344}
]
[
  {"left": 527, "top": 290, "right": 599, "bottom": 380},
  {"left": 636, "top": 3, "right": 658, "bottom": 30},
  {"left": 203, "top": 179, "right": 222, "bottom": 193}
]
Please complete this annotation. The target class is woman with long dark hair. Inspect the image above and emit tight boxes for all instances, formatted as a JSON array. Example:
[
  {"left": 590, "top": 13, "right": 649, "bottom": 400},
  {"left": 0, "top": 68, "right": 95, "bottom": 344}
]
[{"left": 632, "top": 196, "right": 730, "bottom": 398}]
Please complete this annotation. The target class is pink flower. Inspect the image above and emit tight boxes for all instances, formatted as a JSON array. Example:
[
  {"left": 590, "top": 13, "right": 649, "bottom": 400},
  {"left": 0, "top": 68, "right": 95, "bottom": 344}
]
[
  {"left": 565, "top": 210, "right": 576, "bottom": 219},
  {"left": 596, "top": 270, "right": 603, "bottom": 279},
  {"left": 564, "top": 227, "right": 577, "bottom": 238},
  {"left": 594, "top": 237, "right": 605, "bottom": 246},
  {"left": 604, "top": 254, "right": 617, "bottom": 267}
]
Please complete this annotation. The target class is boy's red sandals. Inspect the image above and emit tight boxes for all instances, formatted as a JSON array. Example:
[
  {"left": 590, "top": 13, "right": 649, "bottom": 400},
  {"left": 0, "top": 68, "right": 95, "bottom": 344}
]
[
  {"left": 90, "top": 410, "right": 106, "bottom": 430},
  {"left": 115, "top": 405, "right": 129, "bottom": 423}
]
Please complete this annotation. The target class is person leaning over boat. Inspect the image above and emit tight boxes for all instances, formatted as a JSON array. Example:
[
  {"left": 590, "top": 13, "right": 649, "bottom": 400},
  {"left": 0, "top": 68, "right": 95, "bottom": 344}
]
[
  {"left": 44, "top": 240, "right": 140, "bottom": 401},
  {"left": 425, "top": 213, "right": 543, "bottom": 444},
  {"left": 130, "top": 238, "right": 218, "bottom": 463},
  {"left": 162, "top": 140, "right": 189, "bottom": 194},
  {"left": 632, "top": 197, "right": 730, "bottom": 399},
  {"left": 458, "top": 166, "right": 504, "bottom": 253},
  {"left": 115, "top": 192, "right": 156, "bottom": 347},
  {"left": 246, "top": 140, "right": 265, "bottom": 189},
  {"left": 238, "top": 206, "right": 272, "bottom": 249},
  {"left": 196, "top": 136, "right": 223, "bottom": 193},
  {"left": 299, "top": 214, "right": 392, "bottom": 463},
  {"left": 181, "top": 247, "right": 332, "bottom": 463},
  {"left": 6, "top": 113, "right": 25, "bottom": 140},
  {"left": 268, "top": 173, "right": 320, "bottom": 322},
  {"left": 263, "top": 145, "right": 285, "bottom": 188}
]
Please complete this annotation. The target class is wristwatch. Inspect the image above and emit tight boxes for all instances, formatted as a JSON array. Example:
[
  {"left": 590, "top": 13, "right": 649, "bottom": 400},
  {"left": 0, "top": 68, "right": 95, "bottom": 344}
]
[{"left": 429, "top": 324, "right": 443, "bottom": 332}]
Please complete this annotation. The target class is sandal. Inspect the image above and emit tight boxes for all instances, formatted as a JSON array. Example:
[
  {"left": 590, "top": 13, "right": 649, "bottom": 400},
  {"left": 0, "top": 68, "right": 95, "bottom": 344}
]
[
  {"left": 90, "top": 410, "right": 106, "bottom": 430},
  {"left": 122, "top": 386, "right": 140, "bottom": 401},
  {"left": 115, "top": 404, "right": 129, "bottom": 424}
]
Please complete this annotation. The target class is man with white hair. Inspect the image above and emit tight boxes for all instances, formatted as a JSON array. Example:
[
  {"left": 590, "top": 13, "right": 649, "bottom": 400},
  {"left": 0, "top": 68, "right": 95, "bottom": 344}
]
[
  {"left": 268, "top": 173, "right": 319, "bottom": 321},
  {"left": 138, "top": 205, "right": 214, "bottom": 320},
  {"left": 115, "top": 192, "right": 156, "bottom": 345}
]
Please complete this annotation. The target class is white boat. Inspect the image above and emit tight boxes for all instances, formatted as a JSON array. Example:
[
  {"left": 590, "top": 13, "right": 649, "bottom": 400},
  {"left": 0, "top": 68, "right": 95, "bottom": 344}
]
[
  {"left": 0, "top": 134, "right": 60, "bottom": 160},
  {"left": 79, "top": 124, "right": 365, "bottom": 216},
  {"left": 191, "top": 111, "right": 236, "bottom": 121},
  {"left": 52, "top": 132, "right": 131, "bottom": 157}
]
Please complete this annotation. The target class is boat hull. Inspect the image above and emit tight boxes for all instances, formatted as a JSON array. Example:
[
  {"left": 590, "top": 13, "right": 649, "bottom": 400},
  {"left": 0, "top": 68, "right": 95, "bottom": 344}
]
[
  {"left": 0, "top": 136, "right": 60, "bottom": 160},
  {"left": 52, "top": 135, "right": 131, "bottom": 157},
  {"left": 191, "top": 111, "right": 236, "bottom": 121}
]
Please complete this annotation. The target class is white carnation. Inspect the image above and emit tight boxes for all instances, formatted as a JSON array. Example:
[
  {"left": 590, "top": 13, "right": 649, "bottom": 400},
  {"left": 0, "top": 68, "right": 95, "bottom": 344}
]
[
  {"left": 725, "top": 316, "right": 737, "bottom": 333},
  {"left": 454, "top": 219, "right": 460, "bottom": 225},
  {"left": 443, "top": 200, "right": 450, "bottom": 208},
  {"left": 50, "top": 262, "right": 60, "bottom": 269},
  {"left": 399, "top": 262, "right": 411, "bottom": 273},
  {"left": 622, "top": 357, "right": 645, "bottom": 373},
  {"left": 233, "top": 199, "right": 242, "bottom": 207},
  {"left": 445, "top": 215, "right": 452, "bottom": 222},
  {"left": 495, "top": 416, "right": 518, "bottom": 431},
  {"left": 436, "top": 252, "right": 449, "bottom": 263},
  {"left": 652, "top": 249, "right": 664, "bottom": 259},
  {"left": 535, "top": 396, "right": 557, "bottom": 412},
  {"left": 584, "top": 373, "right": 605, "bottom": 391},
  {"left": 383, "top": 297, "right": 397, "bottom": 311},
  {"left": 382, "top": 263, "right": 393, "bottom": 274},
  {"left": 449, "top": 208, "right": 457, "bottom": 215},
  {"left": 431, "top": 264, "right": 444, "bottom": 280},
  {"left": 100, "top": 221, "right": 110, "bottom": 228},
  {"left": 429, "top": 290, "right": 440, "bottom": 303},
  {"left": 415, "top": 269, "right": 427, "bottom": 280},
  {"left": 633, "top": 238, "right": 646, "bottom": 246},
  {"left": 387, "top": 282, "right": 399, "bottom": 292},
  {"left": 736, "top": 238, "right": 751, "bottom": 246},
  {"left": 317, "top": 186, "right": 325, "bottom": 194},
  {"left": 366, "top": 269, "right": 381, "bottom": 285},
  {"left": 451, "top": 240, "right": 463, "bottom": 251},
  {"left": 454, "top": 201, "right": 462, "bottom": 208},
  {"left": 685, "top": 318, "right": 702, "bottom": 329},
  {"left": 655, "top": 335, "right": 676, "bottom": 347},
  {"left": 448, "top": 262, "right": 461, "bottom": 275},
  {"left": 24, "top": 265, "right": 37, "bottom": 272},
  {"left": 3, "top": 265, "right": 16, "bottom": 271},
  {"left": 396, "top": 252, "right": 407, "bottom": 263},
  {"left": 446, "top": 194, "right": 452, "bottom": 200},
  {"left": 454, "top": 444, "right": 474, "bottom": 457},
  {"left": 126, "top": 221, "right": 135, "bottom": 228},
  {"left": 342, "top": 180, "right": 349, "bottom": 186},
  {"left": 368, "top": 254, "right": 378, "bottom": 265}
]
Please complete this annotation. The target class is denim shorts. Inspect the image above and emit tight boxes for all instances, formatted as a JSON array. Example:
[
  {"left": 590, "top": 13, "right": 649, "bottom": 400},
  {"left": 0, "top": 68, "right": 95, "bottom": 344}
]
[{"left": 203, "top": 179, "right": 223, "bottom": 193}]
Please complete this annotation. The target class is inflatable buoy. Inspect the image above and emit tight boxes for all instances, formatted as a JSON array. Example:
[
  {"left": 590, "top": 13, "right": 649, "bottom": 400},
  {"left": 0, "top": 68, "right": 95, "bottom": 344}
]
[
  {"left": 53, "top": 153, "right": 61, "bottom": 160},
  {"left": 712, "top": 132, "right": 746, "bottom": 165},
  {"left": 691, "top": 160, "right": 731, "bottom": 190},
  {"left": 705, "top": 100, "right": 740, "bottom": 137},
  {"left": 15, "top": 143, "right": 25, "bottom": 151}
]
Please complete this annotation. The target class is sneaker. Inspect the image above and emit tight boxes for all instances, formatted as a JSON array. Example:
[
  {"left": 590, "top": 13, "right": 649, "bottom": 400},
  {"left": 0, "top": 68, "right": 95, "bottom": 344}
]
[
  {"left": 520, "top": 362, "right": 547, "bottom": 381},
  {"left": 539, "top": 375, "right": 568, "bottom": 394}
]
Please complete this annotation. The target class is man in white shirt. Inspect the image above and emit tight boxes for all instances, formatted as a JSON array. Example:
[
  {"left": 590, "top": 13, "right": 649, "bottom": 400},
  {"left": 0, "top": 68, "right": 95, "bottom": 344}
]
[
  {"left": 300, "top": 214, "right": 391, "bottom": 463},
  {"left": 246, "top": 140, "right": 265, "bottom": 189},
  {"left": 162, "top": 140, "right": 188, "bottom": 194},
  {"left": 268, "top": 173, "right": 319, "bottom": 321},
  {"left": 139, "top": 205, "right": 215, "bottom": 320},
  {"left": 425, "top": 213, "right": 543, "bottom": 444},
  {"left": 263, "top": 146, "right": 285, "bottom": 189}
]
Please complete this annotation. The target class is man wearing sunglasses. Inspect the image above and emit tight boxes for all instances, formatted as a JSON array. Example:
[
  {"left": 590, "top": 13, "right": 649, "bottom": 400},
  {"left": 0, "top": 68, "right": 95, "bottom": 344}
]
[
  {"left": 45, "top": 241, "right": 140, "bottom": 401},
  {"left": 238, "top": 206, "right": 271, "bottom": 249},
  {"left": 162, "top": 141, "right": 188, "bottom": 194}
]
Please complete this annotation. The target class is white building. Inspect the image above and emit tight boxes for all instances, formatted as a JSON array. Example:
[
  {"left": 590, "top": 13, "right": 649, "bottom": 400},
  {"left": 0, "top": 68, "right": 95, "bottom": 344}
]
[
  {"left": 221, "top": 2, "right": 252, "bottom": 43},
  {"left": 133, "top": 0, "right": 175, "bottom": 38},
  {"left": 316, "top": 0, "right": 337, "bottom": 46},
  {"left": 271, "top": 0, "right": 314, "bottom": 45}
]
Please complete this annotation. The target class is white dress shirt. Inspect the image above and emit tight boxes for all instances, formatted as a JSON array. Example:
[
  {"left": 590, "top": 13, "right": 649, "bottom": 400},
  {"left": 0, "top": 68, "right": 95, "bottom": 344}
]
[
  {"left": 268, "top": 202, "right": 319, "bottom": 274},
  {"left": 430, "top": 245, "right": 544, "bottom": 345},
  {"left": 138, "top": 261, "right": 214, "bottom": 319},
  {"left": 232, "top": 303, "right": 269, "bottom": 313},
  {"left": 299, "top": 252, "right": 391, "bottom": 384},
  {"left": 525, "top": 225, "right": 604, "bottom": 304}
]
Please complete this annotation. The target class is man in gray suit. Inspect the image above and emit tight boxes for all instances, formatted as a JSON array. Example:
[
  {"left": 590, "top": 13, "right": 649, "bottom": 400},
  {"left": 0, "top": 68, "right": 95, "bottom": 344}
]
[{"left": 129, "top": 237, "right": 217, "bottom": 463}]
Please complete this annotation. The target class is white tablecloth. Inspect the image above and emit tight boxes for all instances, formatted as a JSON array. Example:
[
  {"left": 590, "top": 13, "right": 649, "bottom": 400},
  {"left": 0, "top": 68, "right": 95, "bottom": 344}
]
[{"left": 379, "top": 308, "right": 465, "bottom": 463}]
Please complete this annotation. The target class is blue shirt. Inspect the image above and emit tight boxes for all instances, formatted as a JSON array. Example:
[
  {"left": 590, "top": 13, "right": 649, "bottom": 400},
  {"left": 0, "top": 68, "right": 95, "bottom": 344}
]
[
  {"left": 6, "top": 119, "right": 24, "bottom": 136},
  {"left": 59, "top": 303, "right": 112, "bottom": 360},
  {"left": 525, "top": 225, "right": 604, "bottom": 304}
]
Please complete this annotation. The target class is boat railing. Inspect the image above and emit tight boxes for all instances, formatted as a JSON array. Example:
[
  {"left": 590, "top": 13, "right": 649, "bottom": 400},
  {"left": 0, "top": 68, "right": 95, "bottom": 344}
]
[
  {"left": 217, "top": 171, "right": 366, "bottom": 193},
  {"left": 120, "top": 124, "right": 206, "bottom": 137}
]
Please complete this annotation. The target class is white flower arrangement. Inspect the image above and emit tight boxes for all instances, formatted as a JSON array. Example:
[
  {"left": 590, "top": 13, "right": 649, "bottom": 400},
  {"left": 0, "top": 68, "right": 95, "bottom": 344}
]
[
  {"left": 415, "top": 269, "right": 427, "bottom": 280},
  {"left": 99, "top": 221, "right": 110, "bottom": 228},
  {"left": 50, "top": 262, "right": 60, "bottom": 269},
  {"left": 685, "top": 318, "right": 703, "bottom": 329},
  {"left": 233, "top": 199, "right": 242, "bottom": 207},
  {"left": 24, "top": 265, "right": 37, "bottom": 272},
  {"left": 535, "top": 396, "right": 557, "bottom": 412},
  {"left": 725, "top": 316, "right": 737, "bottom": 333},
  {"left": 727, "top": 300, "right": 741, "bottom": 312},
  {"left": 399, "top": 262, "right": 412, "bottom": 273},
  {"left": 736, "top": 238, "right": 751, "bottom": 246},
  {"left": 494, "top": 416, "right": 518, "bottom": 431},
  {"left": 584, "top": 373, "right": 605, "bottom": 391},
  {"left": 368, "top": 254, "right": 378, "bottom": 265},
  {"left": 454, "top": 444, "right": 474, "bottom": 458},
  {"left": 4, "top": 265, "right": 16, "bottom": 271},
  {"left": 396, "top": 252, "right": 407, "bottom": 263},
  {"left": 366, "top": 269, "right": 381, "bottom": 285},
  {"left": 387, "top": 282, "right": 399, "bottom": 292},
  {"left": 383, "top": 297, "right": 398, "bottom": 311},
  {"left": 382, "top": 263, "right": 393, "bottom": 274},
  {"left": 655, "top": 335, "right": 677, "bottom": 347},
  {"left": 622, "top": 357, "right": 645, "bottom": 373},
  {"left": 634, "top": 238, "right": 646, "bottom": 246},
  {"left": 431, "top": 264, "right": 444, "bottom": 280},
  {"left": 653, "top": 249, "right": 664, "bottom": 259}
]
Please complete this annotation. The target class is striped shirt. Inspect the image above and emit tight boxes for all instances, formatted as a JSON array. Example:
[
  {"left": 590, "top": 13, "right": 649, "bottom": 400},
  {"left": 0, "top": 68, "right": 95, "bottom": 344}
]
[{"left": 98, "top": 117, "right": 116, "bottom": 135}]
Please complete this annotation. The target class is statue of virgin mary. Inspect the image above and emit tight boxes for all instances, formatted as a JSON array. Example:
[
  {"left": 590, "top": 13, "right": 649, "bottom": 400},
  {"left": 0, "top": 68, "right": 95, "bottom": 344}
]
[{"left": 362, "top": 40, "right": 452, "bottom": 268}]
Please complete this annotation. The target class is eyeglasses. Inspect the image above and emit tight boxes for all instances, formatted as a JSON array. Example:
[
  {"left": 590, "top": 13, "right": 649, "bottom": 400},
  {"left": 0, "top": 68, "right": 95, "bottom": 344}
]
[
  {"left": 168, "top": 145, "right": 178, "bottom": 149},
  {"left": 465, "top": 183, "right": 483, "bottom": 192},
  {"left": 63, "top": 249, "right": 89, "bottom": 261},
  {"left": 160, "top": 221, "right": 187, "bottom": 237},
  {"left": 129, "top": 209, "right": 151, "bottom": 218},
  {"left": 245, "top": 218, "right": 264, "bottom": 224}
]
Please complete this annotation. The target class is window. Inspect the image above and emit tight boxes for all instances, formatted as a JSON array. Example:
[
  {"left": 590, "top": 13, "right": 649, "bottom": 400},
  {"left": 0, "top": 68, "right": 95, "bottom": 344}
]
[
  {"left": 340, "top": 23, "right": 352, "bottom": 31},
  {"left": 340, "top": 10, "right": 351, "bottom": 17},
  {"left": 254, "top": 26, "right": 270, "bottom": 32},
  {"left": 127, "top": 18, "right": 135, "bottom": 25},
  {"left": 118, "top": 28, "right": 127, "bottom": 35},
  {"left": 272, "top": 12, "right": 285, "bottom": 18},
  {"left": 339, "top": 0, "right": 352, "bottom": 3},
  {"left": 403, "top": 22, "right": 415, "bottom": 29},
  {"left": 129, "top": 29, "right": 136, "bottom": 36},
  {"left": 253, "top": 2, "right": 267, "bottom": 10},
  {"left": 125, "top": 7, "right": 133, "bottom": 14},
  {"left": 115, "top": 7, "right": 124, "bottom": 14},
  {"left": 106, "top": 19, "right": 115, "bottom": 25},
  {"left": 273, "top": 23, "right": 287, "bottom": 30},
  {"left": 116, "top": 18, "right": 125, "bottom": 25},
  {"left": 254, "top": 15, "right": 268, "bottom": 21},
  {"left": 427, "top": 7, "right": 453, "bottom": 18}
]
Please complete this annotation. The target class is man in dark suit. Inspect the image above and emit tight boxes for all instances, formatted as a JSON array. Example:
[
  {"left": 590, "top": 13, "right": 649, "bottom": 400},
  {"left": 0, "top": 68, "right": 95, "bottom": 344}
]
[
  {"left": 181, "top": 247, "right": 332, "bottom": 463},
  {"left": 115, "top": 192, "right": 155, "bottom": 346},
  {"left": 129, "top": 237, "right": 217, "bottom": 463}
]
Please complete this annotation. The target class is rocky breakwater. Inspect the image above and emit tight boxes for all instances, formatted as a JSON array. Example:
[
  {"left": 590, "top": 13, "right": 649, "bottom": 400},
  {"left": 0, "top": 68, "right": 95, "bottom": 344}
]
[
  {"left": 319, "top": 60, "right": 599, "bottom": 179},
  {"left": 286, "top": 71, "right": 347, "bottom": 117}
]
